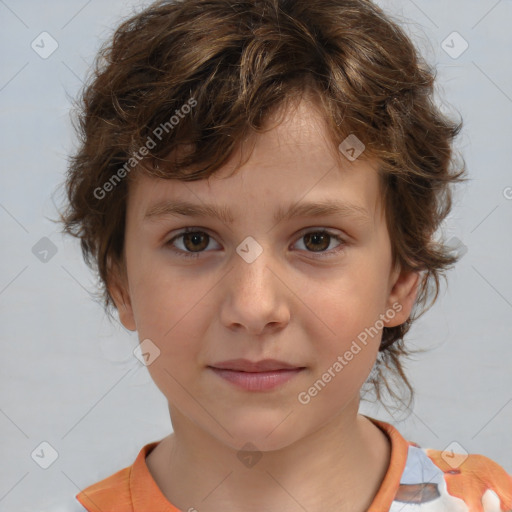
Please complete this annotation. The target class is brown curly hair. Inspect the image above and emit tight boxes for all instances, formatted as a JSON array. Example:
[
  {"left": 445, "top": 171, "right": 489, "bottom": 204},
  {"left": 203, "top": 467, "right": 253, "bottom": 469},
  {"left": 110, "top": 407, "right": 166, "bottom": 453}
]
[{"left": 56, "top": 0, "right": 466, "bottom": 415}]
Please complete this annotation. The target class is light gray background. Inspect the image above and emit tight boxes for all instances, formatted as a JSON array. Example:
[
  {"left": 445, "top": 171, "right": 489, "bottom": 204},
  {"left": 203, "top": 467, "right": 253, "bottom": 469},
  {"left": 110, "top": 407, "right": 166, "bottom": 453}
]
[{"left": 1, "top": 0, "right": 511, "bottom": 510}]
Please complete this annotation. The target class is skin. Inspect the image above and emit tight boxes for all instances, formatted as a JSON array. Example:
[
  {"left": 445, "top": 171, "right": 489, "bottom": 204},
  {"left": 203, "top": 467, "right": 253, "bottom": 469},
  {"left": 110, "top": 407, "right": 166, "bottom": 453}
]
[{"left": 109, "top": 97, "right": 420, "bottom": 512}]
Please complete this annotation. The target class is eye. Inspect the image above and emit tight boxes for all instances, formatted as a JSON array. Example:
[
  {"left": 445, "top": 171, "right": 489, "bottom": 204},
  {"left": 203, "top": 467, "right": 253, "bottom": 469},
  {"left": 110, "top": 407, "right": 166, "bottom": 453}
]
[
  {"left": 164, "top": 227, "right": 346, "bottom": 259},
  {"left": 165, "top": 228, "right": 220, "bottom": 259},
  {"left": 293, "top": 228, "right": 346, "bottom": 258}
]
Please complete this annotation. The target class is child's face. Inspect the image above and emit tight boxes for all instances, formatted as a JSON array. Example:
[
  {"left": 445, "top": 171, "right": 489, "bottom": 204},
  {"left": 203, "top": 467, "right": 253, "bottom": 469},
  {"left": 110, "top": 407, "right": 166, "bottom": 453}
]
[{"left": 111, "top": 99, "right": 419, "bottom": 451}]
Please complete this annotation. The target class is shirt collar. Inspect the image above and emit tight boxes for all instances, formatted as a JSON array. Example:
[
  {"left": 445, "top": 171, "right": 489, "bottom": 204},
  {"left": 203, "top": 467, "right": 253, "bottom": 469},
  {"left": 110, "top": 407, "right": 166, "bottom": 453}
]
[
  {"left": 131, "top": 440, "right": 181, "bottom": 511},
  {"left": 364, "top": 415, "right": 411, "bottom": 510},
  {"left": 130, "top": 415, "right": 410, "bottom": 511}
]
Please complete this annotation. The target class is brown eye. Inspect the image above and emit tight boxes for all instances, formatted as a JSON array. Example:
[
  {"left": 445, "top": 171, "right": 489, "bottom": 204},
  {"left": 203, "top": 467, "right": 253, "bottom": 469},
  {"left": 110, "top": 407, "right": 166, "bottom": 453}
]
[
  {"left": 294, "top": 229, "right": 346, "bottom": 258},
  {"left": 181, "top": 231, "right": 209, "bottom": 252},
  {"left": 166, "top": 229, "right": 220, "bottom": 259},
  {"left": 303, "top": 232, "right": 331, "bottom": 252}
]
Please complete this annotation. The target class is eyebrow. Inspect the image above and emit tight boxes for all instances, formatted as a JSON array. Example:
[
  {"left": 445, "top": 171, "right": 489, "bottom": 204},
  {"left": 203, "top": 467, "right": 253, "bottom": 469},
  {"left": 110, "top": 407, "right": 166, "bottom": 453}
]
[{"left": 143, "top": 199, "right": 372, "bottom": 225}]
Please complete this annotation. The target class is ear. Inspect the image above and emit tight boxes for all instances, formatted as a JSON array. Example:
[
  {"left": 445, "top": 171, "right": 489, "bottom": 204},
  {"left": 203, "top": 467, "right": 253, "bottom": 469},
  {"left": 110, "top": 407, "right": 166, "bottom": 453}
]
[
  {"left": 383, "top": 264, "right": 421, "bottom": 328},
  {"left": 107, "top": 256, "right": 137, "bottom": 332}
]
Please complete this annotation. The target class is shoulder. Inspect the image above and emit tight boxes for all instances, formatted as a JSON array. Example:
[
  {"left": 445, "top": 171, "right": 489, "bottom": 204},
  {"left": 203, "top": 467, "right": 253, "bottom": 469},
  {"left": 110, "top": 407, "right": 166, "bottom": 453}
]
[
  {"left": 71, "top": 441, "right": 161, "bottom": 511},
  {"left": 369, "top": 417, "right": 512, "bottom": 511},
  {"left": 393, "top": 443, "right": 512, "bottom": 511},
  {"left": 74, "top": 466, "right": 132, "bottom": 512},
  {"left": 425, "top": 447, "right": 512, "bottom": 508}
]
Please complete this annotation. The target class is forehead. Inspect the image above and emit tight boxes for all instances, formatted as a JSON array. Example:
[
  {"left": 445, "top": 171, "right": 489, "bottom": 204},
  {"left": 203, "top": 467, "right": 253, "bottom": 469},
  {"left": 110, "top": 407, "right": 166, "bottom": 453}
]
[{"left": 126, "top": 98, "right": 385, "bottom": 226}]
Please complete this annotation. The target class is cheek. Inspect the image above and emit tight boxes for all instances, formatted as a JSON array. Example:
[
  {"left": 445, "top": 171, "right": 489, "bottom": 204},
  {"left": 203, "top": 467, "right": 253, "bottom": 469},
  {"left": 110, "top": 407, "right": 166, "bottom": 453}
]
[
  {"left": 128, "top": 246, "right": 199, "bottom": 322},
  {"left": 303, "top": 293, "right": 383, "bottom": 407},
  {"left": 307, "top": 262, "right": 388, "bottom": 333},
  {"left": 130, "top": 275, "right": 208, "bottom": 400},
  {"left": 128, "top": 263, "right": 214, "bottom": 363},
  {"left": 316, "top": 296, "right": 382, "bottom": 372},
  {"left": 300, "top": 260, "right": 389, "bottom": 369}
]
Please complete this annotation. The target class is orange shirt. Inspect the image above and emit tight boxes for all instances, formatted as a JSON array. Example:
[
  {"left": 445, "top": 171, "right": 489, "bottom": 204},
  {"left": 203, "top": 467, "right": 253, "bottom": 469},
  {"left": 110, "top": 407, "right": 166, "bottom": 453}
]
[{"left": 72, "top": 416, "right": 512, "bottom": 512}]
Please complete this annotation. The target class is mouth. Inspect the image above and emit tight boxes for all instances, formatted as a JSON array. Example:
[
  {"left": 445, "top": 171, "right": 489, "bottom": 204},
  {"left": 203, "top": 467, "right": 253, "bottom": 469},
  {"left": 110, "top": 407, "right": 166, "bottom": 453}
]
[
  {"left": 207, "top": 359, "right": 306, "bottom": 391},
  {"left": 208, "top": 358, "right": 304, "bottom": 372}
]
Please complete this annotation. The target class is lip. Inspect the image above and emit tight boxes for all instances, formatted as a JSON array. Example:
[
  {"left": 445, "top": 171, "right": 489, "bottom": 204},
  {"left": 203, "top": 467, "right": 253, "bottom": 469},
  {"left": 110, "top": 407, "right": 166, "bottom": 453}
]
[
  {"left": 208, "top": 359, "right": 306, "bottom": 392},
  {"left": 209, "top": 358, "right": 302, "bottom": 372},
  {"left": 208, "top": 367, "right": 305, "bottom": 391}
]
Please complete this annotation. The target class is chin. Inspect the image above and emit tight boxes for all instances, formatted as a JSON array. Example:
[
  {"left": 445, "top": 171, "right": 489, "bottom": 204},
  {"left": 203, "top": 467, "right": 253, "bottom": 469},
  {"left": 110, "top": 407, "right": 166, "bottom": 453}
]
[{"left": 212, "top": 414, "right": 305, "bottom": 453}]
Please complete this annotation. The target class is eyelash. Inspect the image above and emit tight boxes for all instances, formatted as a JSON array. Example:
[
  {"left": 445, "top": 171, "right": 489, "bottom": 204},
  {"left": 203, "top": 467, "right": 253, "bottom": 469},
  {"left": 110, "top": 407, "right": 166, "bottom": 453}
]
[{"left": 164, "top": 227, "right": 347, "bottom": 260}]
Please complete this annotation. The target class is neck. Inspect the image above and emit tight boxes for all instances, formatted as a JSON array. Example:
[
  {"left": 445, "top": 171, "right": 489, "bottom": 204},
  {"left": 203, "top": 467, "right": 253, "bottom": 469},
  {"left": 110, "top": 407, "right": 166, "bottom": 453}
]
[{"left": 146, "top": 399, "right": 391, "bottom": 512}]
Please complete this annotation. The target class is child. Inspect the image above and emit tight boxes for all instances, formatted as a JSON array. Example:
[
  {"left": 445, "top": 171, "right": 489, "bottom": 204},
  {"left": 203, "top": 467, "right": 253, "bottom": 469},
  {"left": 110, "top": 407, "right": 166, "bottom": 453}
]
[{"left": 56, "top": 0, "right": 512, "bottom": 510}]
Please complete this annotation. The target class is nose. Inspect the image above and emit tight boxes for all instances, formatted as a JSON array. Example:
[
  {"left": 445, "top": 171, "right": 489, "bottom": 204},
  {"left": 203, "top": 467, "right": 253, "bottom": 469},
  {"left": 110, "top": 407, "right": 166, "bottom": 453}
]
[{"left": 219, "top": 242, "right": 290, "bottom": 336}]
